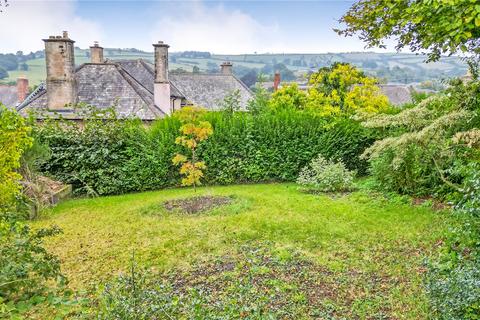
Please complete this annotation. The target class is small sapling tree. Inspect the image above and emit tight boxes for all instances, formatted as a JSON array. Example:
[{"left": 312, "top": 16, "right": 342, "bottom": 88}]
[{"left": 172, "top": 106, "right": 213, "bottom": 191}]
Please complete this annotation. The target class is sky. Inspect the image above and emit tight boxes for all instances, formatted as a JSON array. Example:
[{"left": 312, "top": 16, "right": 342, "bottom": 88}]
[{"left": 0, "top": 0, "right": 396, "bottom": 54}]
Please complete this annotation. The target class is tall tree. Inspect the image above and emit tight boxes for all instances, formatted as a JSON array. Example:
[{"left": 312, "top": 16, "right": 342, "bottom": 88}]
[{"left": 337, "top": 0, "right": 480, "bottom": 62}]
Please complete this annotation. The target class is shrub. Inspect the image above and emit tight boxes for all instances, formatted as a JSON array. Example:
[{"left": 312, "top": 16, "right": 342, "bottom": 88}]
[
  {"left": 426, "top": 216, "right": 480, "bottom": 320},
  {"left": 0, "top": 107, "right": 65, "bottom": 317},
  {"left": 361, "top": 79, "right": 480, "bottom": 198},
  {"left": 0, "top": 223, "right": 64, "bottom": 301},
  {"left": 427, "top": 259, "right": 480, "bottom": 320},
  {"left": 296, "top": 155, "right": 355, "bottom": 192},
  {"left": 0, "top": 106, "right": 32, "bottom": 213},
  {"left": 455, "top": 163, "right": 480, "bottom": 216},
  {"left": 34, "top": 109, "right": 373, "bottom": 196},
  {"left": 425, "top": 148, "right": 480, "bottom": 320}
]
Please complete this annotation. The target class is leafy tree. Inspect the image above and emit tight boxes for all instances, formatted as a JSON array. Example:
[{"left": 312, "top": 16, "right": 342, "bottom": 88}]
[
  {"left": 269, "top": 63, "right": 389, "bottom": 116},
  {"left": 337, "top": 0, "right": 480, "bottom": 62},
  {"left": 206, "top": 61, "right": 219, "bottom": 73},
  {"left": 261, "top": 63, "right": 295, "bottom": 81},
  {"left": 171, "top": 67, "right": 188, "bottom": 74},
  {"left": 240, "top": 69, "right": 258, "bottom": 88},
  {"left": 19, "top": 63, "right": 28, "bottom": 71},
  {"left": 247, "top": 85, "right": 270, "bottom": 114},
  {"left": 0, "top": 106, "right": 32, "bottom": 211},
  {"left": 269, "top": 84, "right": 308, "bottom": 111},
  {"left": 220, "top": 90, "right": 242, "bottom": 114},
  {"left": 172, "top": 107, "right": 213, "bottom": 190},
  {"left": 0, "top": 54, "right": 18, "bottom": 71},
  {"left": 192, "top": 65, "right": 200, "bottom": 74}
]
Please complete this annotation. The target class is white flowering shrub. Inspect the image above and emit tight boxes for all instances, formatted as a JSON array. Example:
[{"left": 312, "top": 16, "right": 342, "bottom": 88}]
[{"left": 297, "top": 155, "right": 355, "bottom": 193}]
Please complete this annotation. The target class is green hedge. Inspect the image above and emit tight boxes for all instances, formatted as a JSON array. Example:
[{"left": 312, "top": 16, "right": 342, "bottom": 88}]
[{"left": 34, "top": 110, "right": 373, "bottom": 196}]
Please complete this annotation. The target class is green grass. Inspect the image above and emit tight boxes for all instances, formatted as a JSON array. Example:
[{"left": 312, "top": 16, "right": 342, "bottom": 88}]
[{"left": 33, "top": 183, "right": 451, "bottom": 318}]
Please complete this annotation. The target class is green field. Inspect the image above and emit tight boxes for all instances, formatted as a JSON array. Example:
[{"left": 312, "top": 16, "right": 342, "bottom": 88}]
[
  {"left": 1, "top": 48, "right": 467, "bottom": 86},
  {"left": 31, "top": 183, "right": 452, "bottom": 319}
]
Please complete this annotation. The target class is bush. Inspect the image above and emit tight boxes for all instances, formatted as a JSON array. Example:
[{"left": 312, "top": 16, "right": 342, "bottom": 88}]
[
  {"left": 455, "top": 163, "right": 480, "bottom": 216},
  {"left": 34, "top": 109, "right": 373, "bottom": 196},
  {"left": 361, "top": 79, "right": 480, "bottom": 198},
  {"left": 296, "top": 155, "right": 355, "bottom": 192},
  {"left": 426, "top": 216, "right": 480, "bottom": 320},
  {"left": 0, "top": 107, "right": 66, "bottom": 317},
  {"left": 425, "top": 157, "right": 480, "bottom": 320},
  {"left": 0, "top": 223, "right": 64, "bottom": 302},
  {"left": 0, "top": 106, "right": 32, "bottom": 212},
  {"left": 427, "top": 259, "right": 480, "bottom": 320}
]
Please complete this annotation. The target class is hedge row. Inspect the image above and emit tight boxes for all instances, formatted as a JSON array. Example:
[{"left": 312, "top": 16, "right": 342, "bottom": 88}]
[{"left": 34, "top": 111, "right": 373, "bottom": 196}]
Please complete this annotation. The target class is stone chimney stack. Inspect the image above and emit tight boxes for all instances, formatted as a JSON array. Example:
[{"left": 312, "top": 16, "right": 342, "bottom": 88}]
[
  {"left": 153, "top": 41, "right": 171, "bottom": 115},
  {"left": 90, "top": 41, "right": 104, "bottom": 64},
  {"left": 220, "top": 62, "right": 233, "bottom": 75},
  {"left": 43, "top": 31, "right": 76, "bottom": 110},
  {"left": 273, "top": 71, "right": 281, "bottom": 91},
  {"left": 16, "top": 77, "right": 29, "bottom": 103}
]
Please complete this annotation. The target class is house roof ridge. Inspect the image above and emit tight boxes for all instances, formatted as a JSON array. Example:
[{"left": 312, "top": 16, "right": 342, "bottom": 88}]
[{"left": 114, "top": 64, "right": 164, "bottom": 116}]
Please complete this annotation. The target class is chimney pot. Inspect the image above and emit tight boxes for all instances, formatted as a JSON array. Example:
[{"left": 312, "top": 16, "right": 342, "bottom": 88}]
[
  {"left": 220, "top": 62, "right": 233, "bottom": 75},
  {"left": 62, "top": 31, "right": 68, "bottom": 38},
  {"left": 90, "top": 41, "right": 104, "bottom": 63}
]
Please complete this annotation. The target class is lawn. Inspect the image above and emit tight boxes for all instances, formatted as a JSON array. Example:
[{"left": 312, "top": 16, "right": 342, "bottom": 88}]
[{"left": 34, "top": 183, "right": 451, "bottom": 319}]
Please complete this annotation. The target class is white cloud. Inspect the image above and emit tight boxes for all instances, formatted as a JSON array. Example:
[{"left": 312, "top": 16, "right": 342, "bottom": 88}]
[
  {"left": 150, "top": 1, "right": 284, "bottom": 54},
  {"left": 0, "top": 0, "right": 102, "bottom": 52}
]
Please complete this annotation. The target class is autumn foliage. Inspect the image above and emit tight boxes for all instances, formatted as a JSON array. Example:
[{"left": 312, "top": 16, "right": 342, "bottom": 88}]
[{"left": 172, "top": 106, "right": 213, "bottom": 189}]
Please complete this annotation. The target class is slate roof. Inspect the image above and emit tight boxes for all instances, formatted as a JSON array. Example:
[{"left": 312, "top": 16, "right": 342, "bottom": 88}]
[
  {"left": 18, "top": 63, "right": 162, "bottom": 119},
  {"left": 115, "top": 59, "right": 253, "bottom": 108},
  {"left": 18, "top": 59, "right": 252, "bottom": 118},
  {"left": 170, "top": 73, "right": 252, "bottom": 110},
  {"left": 0, "top": 85, "right": 18, "bottom": 108},
  {"left": 378, "top": 84, "right": 413, "bottom": 106}
]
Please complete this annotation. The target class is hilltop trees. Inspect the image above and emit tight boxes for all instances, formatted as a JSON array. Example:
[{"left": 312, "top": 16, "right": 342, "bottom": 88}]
[
  {"left": 0, "top": 67, "right": 7, "bottom": 79},
  {"left": 337, "top": 0, "right": 480, "bottom": 62}
]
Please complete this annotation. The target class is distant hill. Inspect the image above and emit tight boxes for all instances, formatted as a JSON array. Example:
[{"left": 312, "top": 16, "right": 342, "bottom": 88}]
[{"left": 0, "top": 47, "right": 468, "bottom": 87}]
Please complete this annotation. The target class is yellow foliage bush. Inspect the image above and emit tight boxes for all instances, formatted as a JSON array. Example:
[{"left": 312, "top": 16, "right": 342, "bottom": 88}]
[{"left": 0, "top": 106, "right": 32, "bottom": 210}]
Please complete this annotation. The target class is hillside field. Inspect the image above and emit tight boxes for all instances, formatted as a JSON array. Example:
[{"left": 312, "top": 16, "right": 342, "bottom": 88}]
[{"left": 0, "top": 48, "right": 468, "bottom": 86}]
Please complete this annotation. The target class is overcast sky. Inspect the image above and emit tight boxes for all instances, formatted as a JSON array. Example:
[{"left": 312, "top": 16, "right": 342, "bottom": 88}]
[{"left": 0, "top": 0, "right": 397, "bottom": 54}]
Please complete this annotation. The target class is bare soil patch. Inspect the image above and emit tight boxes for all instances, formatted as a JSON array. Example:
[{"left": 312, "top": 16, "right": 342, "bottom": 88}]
[
  {"left": 412, "top": 196, "right": 451, "bottom": 211},
  {"left": 163, "top": 245, "right": 396, "bottom": 318},
  {"left": 163, "top": 195, "right": 232, "bottom": 214}
]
